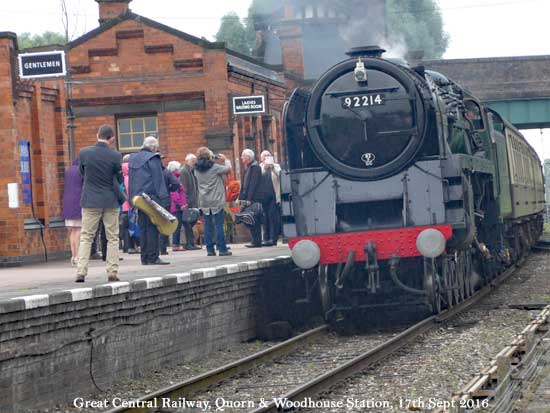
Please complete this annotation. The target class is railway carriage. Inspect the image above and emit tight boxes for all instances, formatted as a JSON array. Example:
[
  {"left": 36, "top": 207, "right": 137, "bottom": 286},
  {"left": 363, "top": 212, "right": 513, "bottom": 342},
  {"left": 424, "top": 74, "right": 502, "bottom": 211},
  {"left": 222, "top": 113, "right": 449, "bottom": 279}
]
[{"left": 282, "top": 46, "right": 544, "bottom": 322}]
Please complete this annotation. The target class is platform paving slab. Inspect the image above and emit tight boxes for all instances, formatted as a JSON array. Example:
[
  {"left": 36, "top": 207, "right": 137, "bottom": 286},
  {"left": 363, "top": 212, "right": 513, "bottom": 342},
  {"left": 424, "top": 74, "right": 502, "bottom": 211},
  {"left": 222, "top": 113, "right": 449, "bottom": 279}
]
[{"left": 0, "top": 243, "right": 290, "bottom": 300}]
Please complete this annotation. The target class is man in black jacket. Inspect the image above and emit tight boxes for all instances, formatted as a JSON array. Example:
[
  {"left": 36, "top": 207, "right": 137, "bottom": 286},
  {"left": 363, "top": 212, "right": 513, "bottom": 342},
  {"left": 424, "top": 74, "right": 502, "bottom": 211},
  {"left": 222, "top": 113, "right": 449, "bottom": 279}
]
[
  {"left": 179, "top": 154, "right": 200, "bottom": 250},
  {"left": 76, "top": 124, "right": 123, "bottom": 282},
  {"left": 129, "top": 136, "right": 170, "bottom": 265},
  {"left": 238, "top": 149, "right": 263, "bottom": 248}
]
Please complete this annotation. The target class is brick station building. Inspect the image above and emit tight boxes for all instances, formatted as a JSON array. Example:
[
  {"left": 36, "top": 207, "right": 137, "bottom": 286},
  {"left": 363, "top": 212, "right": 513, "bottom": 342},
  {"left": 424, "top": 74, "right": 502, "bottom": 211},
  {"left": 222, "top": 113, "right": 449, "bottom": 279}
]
[
  {"left": 69, "top": 0, "right": 287, "bottom": 177},
  {"left": 0, "top": 33, "right": 70, "bottom": 267},
  {"left": 0, "top": 0, "right": 288, "bottom": 266}
]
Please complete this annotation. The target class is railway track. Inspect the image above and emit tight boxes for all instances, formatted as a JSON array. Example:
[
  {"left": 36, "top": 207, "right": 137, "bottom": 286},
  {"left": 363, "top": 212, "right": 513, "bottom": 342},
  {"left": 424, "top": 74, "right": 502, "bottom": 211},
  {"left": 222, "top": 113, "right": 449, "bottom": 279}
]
[
  {"left": 533, "top": 239, "right": 550, "bottom": 252},
  {"left": 107, "top": 259, "right": 524, "bottom": 413}
]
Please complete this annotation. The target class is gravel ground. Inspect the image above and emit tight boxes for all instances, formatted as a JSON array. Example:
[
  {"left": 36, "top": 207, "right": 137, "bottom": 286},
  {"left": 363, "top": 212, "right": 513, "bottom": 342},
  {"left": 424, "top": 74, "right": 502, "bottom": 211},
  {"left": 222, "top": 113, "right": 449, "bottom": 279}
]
[
  {"left": 186, "top": 331, "right": 397, "bottom": 412},
  {"left": 305, "top": 251, "right": 550, "bottom": 413},
  {"left": 35, "top": 340, "right": 277, "bottom": 413}
]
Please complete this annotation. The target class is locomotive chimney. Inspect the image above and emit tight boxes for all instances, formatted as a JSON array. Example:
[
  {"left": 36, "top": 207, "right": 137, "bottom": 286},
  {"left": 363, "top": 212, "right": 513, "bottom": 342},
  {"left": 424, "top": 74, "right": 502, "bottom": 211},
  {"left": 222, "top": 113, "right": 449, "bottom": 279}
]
[{"left": 346, "top": 45, "right": 386, "bottom": 59}]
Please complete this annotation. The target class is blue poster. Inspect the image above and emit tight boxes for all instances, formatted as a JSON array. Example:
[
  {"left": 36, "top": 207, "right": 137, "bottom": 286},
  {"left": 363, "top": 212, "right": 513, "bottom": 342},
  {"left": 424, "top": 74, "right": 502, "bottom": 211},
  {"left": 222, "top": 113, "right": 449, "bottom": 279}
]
[{"left": 19, "top": 140, "right": 32, "bottom": 204}]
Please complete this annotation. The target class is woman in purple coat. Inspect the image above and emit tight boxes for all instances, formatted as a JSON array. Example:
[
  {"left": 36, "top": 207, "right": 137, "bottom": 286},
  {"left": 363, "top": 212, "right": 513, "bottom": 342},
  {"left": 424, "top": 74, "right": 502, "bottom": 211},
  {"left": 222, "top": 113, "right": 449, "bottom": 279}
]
[{"left": 63, "top": 159, "right": 84, "bottom": 266}]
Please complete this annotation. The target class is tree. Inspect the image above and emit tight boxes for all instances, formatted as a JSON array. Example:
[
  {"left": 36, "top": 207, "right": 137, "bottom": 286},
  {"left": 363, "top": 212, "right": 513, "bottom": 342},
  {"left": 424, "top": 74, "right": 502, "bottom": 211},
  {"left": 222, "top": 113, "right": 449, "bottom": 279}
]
[
  {"left": 216, "top": 0, "right": 280, "bottom": 56},
  {"left": 216, "top": 0, "right": 449, "bottom": 60},
  {"left": 386, "top": 0, "right": 449, "bottom": 59},
  {"left": 215, "top": 12, "right": 251, "bottom": 55},
  {"left": 244, "top": 0, "right": 280, "bottom": 54},
  {"left": 18, "top": 32, "right": 67, "bottom": 50}
]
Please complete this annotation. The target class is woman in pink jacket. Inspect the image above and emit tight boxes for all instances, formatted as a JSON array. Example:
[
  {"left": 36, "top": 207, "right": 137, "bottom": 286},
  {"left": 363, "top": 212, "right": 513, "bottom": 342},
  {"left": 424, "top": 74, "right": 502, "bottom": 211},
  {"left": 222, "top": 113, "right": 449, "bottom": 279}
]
[{"left": 167, "top": 161, "right": 187, "bottom": 251}]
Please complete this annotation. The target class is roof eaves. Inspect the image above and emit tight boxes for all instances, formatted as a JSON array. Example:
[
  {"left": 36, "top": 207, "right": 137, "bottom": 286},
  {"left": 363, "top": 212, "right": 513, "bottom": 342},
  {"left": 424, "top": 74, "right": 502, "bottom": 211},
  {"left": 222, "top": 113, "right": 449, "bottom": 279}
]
[
  {"left": 228, "top": 64, "right": 285, "bottom": 87},
  {"left": 226, "top": 48, "right": 283, "bottom": 72},
  {"left": 68, "top": 11, "right": 225, "bottom": 51},
  {"left": 0, "top": 31, "right": 19, "bottom": 49},
  {"left": 132, "top": 14, "right": 224, "bottom": 49},
  {"left": 68, "top": 12, "right": 131, "bottom": 49}
]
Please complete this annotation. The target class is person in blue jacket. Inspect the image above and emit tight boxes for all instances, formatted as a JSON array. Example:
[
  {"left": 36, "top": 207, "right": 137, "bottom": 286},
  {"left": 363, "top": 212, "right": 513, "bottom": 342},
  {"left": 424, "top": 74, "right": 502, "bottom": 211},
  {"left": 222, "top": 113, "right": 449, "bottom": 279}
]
[{"left": 128, "top": 136, "right": 170, "bottom": 266}]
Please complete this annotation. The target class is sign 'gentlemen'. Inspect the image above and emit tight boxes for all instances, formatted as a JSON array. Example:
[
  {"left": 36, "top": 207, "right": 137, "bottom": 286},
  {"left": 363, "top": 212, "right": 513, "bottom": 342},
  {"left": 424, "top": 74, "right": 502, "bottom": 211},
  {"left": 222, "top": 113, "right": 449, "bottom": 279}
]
[{"left": 18, "top": 51, "right": 66, "bottom": 79}]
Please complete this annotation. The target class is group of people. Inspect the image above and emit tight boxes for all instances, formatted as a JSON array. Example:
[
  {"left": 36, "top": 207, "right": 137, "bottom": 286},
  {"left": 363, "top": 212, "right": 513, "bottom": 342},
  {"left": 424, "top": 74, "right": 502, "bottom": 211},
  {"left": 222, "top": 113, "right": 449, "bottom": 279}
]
[{"left": 62, "top": 124, "right": 282, "bottom": 283}]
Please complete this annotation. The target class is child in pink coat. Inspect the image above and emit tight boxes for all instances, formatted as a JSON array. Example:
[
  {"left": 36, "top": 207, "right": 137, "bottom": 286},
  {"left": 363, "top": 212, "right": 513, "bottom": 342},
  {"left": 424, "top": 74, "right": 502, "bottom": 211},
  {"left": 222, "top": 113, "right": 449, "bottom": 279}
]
[{"left": 167, "top": 162, "right": 186, "bottom": 250}]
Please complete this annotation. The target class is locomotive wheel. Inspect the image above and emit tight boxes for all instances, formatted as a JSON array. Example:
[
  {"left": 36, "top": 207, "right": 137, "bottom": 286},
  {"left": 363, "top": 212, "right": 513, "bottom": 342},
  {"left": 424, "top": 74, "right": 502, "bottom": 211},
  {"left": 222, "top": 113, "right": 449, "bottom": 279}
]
[
  {"left": 447, "top": 256, "right": 460, "bottom": 306},
  {"left": 457, "top": 252, "right": 466, "bottom": 302},
  {"left": 424, "top": 258, "right": 443, "bottom": 314},
  {"left": 318, "top": 264, "right": 334, "bottom": 317},
  {"left": 443, "top": 259, "right": 453, "bottom": 308},
  {"left": 465, "top": 250, "right": 475, "bottom": 298},
  {"left": 434, "top": 274, "right": 444, "bottom": 314}
]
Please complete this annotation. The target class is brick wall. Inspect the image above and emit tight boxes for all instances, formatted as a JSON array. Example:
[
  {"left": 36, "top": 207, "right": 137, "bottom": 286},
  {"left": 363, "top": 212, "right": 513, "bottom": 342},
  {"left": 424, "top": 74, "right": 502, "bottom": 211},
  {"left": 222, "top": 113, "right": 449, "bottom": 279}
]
[
  {"left": 0, "top": 258, "right": 298, "bottom": 412},
  {"left": 159, "top": 111, "right": 207, "bottom": 162},
  {"left": 424, "top": 55, "right": 550, "bottom": 101},
  {"left": 227, "top": 70, "right": 286, "bottom": 176},
  {"left": 279, "top": 33, "right": 305, "bottom": 79},
  {"left": 68, "top": 18, "right": 223, "bottom": 159},
  {"left": 0, "top": 33, "right": 70, "bottom": 267},
  {"left": 68, "top": 13, "right": 287, "bottom": 176}
]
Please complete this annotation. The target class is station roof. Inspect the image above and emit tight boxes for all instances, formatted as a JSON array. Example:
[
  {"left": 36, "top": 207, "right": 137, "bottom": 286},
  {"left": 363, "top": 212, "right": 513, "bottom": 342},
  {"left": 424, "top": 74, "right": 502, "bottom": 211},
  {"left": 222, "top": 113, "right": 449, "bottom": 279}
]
[{"left": 68, "top": 11, "right": 284, "bottom": 86}]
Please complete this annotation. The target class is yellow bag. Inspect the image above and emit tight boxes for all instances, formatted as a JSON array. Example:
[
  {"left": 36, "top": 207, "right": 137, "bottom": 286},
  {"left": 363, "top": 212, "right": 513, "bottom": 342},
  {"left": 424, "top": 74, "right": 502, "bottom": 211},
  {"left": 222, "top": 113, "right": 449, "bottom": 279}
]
[{"left": 132, "top": 193, "right": 179, "bottom": 236}]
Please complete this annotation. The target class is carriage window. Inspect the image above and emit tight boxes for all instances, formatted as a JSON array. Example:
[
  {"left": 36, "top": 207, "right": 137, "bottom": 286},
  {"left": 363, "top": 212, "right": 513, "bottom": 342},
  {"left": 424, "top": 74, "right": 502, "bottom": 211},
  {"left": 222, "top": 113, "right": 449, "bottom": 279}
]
[
  {"left": 464, "top": 100, "right": 485, "bottom": 131},
  {"left": 317, "top": 4, "right": 325, "bottom": 17},
  {"left": 117, "top": 116, "right": 158, "bottom": 151}
]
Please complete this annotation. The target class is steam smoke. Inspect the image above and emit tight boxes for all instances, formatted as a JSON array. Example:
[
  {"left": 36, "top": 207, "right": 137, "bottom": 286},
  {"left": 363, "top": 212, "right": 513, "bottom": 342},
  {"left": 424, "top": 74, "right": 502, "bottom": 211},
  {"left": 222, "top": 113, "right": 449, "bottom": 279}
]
[
  {"left": 339, "top": 18, "right": 409, "bottom": 61},
  {"left": 379, "top": 37, "right": 409, "bottom": 60}
]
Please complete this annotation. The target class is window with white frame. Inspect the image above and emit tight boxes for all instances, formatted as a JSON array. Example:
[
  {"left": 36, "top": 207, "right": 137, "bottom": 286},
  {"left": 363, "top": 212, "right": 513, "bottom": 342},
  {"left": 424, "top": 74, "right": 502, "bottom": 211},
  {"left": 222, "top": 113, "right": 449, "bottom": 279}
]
[{"left": 117, "top": 116, "right": 158, "bottom": 151}]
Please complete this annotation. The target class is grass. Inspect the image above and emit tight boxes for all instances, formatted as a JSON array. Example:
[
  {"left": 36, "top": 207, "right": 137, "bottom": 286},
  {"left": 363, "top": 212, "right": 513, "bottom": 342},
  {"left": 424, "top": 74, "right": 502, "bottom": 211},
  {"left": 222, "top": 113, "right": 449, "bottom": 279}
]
[{"left": 545, "top": 222, "right": 550, "bottom": 234}]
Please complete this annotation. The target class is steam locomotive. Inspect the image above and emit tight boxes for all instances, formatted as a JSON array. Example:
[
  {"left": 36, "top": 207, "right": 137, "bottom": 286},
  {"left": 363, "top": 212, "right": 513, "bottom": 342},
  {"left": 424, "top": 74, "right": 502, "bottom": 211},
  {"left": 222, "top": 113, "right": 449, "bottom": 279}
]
[{"left": 282, "top": 46, "right": 545, "bottom": 322}]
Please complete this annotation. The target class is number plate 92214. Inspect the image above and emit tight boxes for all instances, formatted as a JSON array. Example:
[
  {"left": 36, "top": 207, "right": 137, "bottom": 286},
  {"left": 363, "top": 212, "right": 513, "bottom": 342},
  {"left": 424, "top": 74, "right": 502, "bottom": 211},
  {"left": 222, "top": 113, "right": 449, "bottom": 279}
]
[{"left": 341, "top": 94, "right": 385, "bottom": 108}]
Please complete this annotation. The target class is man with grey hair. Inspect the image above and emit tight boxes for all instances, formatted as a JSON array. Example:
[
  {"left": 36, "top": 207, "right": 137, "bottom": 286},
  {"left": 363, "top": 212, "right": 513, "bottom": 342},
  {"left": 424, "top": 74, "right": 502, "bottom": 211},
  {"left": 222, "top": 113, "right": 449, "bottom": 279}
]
[
  {"left": 179, "top": 153, "right": 200, "bottom": 250},
  {"left": 129, "top": 136, "right": 170, "bottom": 265},
  {"left": 238, "top": 148, "right": 263, "bottom": 247}
]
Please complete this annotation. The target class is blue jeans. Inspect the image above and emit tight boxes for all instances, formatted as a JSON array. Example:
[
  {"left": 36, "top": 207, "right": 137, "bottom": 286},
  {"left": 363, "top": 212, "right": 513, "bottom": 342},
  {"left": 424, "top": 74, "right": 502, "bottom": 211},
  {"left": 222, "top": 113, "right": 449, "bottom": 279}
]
[{"left": 204, "top": 210, "right": 227, "bottom": 253}]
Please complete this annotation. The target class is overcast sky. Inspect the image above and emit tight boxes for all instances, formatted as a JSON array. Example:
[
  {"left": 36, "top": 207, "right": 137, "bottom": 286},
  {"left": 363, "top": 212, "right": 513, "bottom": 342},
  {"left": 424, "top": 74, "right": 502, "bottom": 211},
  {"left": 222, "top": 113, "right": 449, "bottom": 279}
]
[{"left": 0, "top": 0, "right": 548, "bottom": 158}]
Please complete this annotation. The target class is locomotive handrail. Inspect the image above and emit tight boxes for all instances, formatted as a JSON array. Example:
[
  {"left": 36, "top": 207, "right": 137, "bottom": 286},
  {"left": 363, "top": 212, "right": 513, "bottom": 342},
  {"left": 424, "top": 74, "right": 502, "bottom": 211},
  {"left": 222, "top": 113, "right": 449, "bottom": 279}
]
[
  {"left": 297, "top": 172, "right": 331, "bottom": 198},
  {"left": 326, "top": 86, "right": 399, "bottom": 97},
  {"left": 285, "top": 167, "right": 326, "bottom": 174}
]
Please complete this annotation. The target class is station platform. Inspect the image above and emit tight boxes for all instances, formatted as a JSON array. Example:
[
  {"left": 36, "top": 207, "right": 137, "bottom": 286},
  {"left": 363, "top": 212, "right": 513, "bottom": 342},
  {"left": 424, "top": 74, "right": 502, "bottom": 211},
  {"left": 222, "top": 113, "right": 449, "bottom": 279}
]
[{"left": 0, "top": 243, "right": 290, "bottom": 300}]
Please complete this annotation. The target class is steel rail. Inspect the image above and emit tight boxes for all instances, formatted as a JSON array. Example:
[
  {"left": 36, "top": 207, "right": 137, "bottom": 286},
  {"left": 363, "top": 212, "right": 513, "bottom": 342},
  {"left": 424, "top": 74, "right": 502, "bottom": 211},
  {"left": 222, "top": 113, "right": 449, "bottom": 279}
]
[
  {"left": 105, "top": 325, "right": 328, "bottom": 413},
  {"left": 532, "top": 241, "right": 550, "bottom": 252},
  {"left": 107, "top": 258, "right": 524, "bottom": 413},
  {"left": 248, "top": 261, "right": 522, "bottom": 413},
  {"left": 435, "top": 305, "right": 550, "bottom": 413}
]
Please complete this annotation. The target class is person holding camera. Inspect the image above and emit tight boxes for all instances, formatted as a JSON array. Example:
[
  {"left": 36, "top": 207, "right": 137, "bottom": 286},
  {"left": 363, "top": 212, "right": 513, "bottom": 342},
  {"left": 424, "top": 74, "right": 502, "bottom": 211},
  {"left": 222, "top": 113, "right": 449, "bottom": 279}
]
[
  {"left": 194, "top": 147, "right": 232, "bottom": 257},
  {"left": 238, "top": 149, "right": 263, "bottom": 248},
  {"left": 259, "top": 150, "right": 281, "bottom": 246},
  {"left": 180, "top": 154, "right": 200, "bottom": 250}
]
